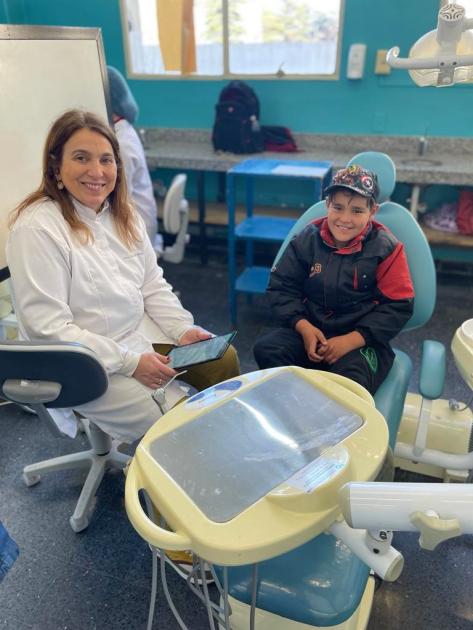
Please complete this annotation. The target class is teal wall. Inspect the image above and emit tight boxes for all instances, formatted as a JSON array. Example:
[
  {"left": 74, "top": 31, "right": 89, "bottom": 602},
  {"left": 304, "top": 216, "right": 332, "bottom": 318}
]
[
  {"left": 1, "top": 0, "right": 26, "bottom": 22},
  {"left": 4, "top": 0, "right": 473, "bottom": 137}
]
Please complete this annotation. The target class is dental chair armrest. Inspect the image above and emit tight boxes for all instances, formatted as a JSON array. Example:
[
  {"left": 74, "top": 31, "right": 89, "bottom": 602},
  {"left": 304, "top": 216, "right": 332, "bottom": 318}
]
[{"left": 419, "top": 340, "right": 445, "bottom": 400}]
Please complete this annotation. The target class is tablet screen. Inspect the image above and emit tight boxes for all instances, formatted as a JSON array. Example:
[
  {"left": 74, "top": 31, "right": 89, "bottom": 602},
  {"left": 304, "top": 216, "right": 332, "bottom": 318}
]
[{"left": 167, "top": 332, "right": 236, "bottom": 369}]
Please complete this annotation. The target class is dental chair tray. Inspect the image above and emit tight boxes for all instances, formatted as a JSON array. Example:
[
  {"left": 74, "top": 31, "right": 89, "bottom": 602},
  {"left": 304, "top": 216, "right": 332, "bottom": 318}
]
[{"left": 125, "top": 366, "right": 388, "bottom": 566}]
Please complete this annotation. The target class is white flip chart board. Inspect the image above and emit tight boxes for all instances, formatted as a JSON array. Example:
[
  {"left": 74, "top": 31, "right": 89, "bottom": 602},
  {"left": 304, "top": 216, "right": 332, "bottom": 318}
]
[{"left": 0, "top": 25, "right": 110, "bottom": 269}]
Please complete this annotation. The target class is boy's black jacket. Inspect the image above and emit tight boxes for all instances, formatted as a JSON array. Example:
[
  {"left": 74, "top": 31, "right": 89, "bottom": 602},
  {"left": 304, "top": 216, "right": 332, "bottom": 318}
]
[{"left": 268, "top": 218, "right": 414, "bottom": 347}]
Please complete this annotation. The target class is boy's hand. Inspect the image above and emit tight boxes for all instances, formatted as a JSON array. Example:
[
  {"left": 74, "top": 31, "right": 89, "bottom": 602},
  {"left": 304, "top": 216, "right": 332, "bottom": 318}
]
[
  {"left": 323, "top": 332, "right": 365, "bottom": 365},
  {"left": 295, "top": 319, "right": 327, "bottom": 363}
]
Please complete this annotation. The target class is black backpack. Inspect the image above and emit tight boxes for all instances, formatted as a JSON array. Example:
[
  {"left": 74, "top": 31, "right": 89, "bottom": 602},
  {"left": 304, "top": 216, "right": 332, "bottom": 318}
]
[{"left": 212, "top": 81, "right": 264, "bottom": 154}]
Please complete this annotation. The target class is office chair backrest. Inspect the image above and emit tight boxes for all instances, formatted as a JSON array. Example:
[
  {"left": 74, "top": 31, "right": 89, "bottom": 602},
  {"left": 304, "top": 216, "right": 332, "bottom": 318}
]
[
  {"left": 273, "top": 152, "right": 436, "bottom": 333},
  {"left": 0, "top": 341, "right": 108, "bottom": 408},
  {"left": 163, "top": 174, "right": 188, "bottom": 235},
  {"left": 160, "top": 174, "right": 190, "bottom": 264}
]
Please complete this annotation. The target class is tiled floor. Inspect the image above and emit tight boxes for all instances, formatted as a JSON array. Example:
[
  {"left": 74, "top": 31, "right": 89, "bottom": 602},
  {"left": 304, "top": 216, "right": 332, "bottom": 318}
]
[{"left": 1, "top": 249, "right": 472, "bottom": 630}]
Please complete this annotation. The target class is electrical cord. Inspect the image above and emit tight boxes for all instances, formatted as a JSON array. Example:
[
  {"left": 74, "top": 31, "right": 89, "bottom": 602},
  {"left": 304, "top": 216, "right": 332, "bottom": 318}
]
[
  {"left": 143, "top": 491, "right": 188, "bottom": 630},
  {"left": 449, "top": 392, "right": 473, "bottom": 412}
]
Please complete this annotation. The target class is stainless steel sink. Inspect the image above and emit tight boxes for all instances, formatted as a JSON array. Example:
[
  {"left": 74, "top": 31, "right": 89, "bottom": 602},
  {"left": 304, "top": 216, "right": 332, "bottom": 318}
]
[{"left": 399, "top": 157, "right": 442, "bottom": 167}]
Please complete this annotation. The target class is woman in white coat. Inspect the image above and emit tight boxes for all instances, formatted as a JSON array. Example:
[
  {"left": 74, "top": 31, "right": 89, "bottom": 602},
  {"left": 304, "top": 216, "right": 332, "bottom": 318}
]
[{"left": 7, "top": 109, "right": 239, "bottom": 443}]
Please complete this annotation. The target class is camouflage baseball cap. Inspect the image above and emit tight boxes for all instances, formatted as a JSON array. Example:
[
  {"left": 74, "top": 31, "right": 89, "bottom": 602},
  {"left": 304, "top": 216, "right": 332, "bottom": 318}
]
[{"left": 324, "top": 164, "right": 379, "bottom": 201}]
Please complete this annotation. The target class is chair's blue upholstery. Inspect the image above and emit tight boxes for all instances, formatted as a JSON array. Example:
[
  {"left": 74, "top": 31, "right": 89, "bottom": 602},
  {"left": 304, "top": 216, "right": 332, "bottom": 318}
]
[
  {"left": 374, "top": 349, "right": 412, "bottom": 450},
  {"left": 222, "top": 152, "right": 437, "bottom": 627},
  {"left": 376, "top": 202, "right": 436, "bottom": 332},
  {"left": 215, "top": 532, "right": 371, "bottom": 627},
  {"left": 419, "top": 340, "right": 446, "bottom": 400},
  {"left": 274, "top": 200, "right": 326, "bottom": 266}
]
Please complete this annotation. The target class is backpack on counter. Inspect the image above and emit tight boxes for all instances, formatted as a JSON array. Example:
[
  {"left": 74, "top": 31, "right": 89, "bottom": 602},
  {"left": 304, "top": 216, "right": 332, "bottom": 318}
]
[{"left": 212, "top": 81, "right": 264, "bottom": 154}]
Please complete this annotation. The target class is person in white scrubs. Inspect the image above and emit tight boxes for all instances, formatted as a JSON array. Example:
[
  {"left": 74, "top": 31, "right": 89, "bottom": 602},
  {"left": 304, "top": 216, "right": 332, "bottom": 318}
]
[
  {"left": 7, "top": 109, "right": 239, "bottom": 443},
  {"left": 107, "top": 65, "right": 163, "bottom": 252}
]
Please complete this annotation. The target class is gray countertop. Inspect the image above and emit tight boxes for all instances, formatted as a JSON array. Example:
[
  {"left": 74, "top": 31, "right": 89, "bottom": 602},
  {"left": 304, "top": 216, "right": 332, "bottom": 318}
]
[{"left": 143, "top": 128, "right": 473, "bottom": 187}]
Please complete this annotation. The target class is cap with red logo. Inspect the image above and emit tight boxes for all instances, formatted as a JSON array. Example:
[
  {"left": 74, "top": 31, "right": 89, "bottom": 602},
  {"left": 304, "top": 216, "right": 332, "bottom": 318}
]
[{"left": 324, "top": 164, "right": 379, "bottom": 201}]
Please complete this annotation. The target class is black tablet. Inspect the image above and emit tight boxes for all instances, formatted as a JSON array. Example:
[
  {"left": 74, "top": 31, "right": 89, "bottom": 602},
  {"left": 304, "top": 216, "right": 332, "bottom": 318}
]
[{"left": 166, "top": 331, "right": 237, "bottom": 370}]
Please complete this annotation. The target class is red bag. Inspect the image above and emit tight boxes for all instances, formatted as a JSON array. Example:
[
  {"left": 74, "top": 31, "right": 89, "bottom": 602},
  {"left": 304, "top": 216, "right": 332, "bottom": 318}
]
[
  {"left": 456, "top": 190, "right": 473, "bottom": 235},
  {"left": 262, "top": 126, "right": 299, "bottom": 152}
]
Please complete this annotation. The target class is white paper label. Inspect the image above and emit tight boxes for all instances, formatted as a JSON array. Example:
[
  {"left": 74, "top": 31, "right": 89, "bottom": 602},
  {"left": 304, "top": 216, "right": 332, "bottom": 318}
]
[{"left": 287, "top": 450, "right": 348, "bottom": 493}]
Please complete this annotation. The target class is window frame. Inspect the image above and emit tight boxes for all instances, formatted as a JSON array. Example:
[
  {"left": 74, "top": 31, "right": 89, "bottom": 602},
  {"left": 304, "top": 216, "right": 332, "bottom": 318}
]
[{"left": 119, "top": 0, "right": 345, "bottom": 81}]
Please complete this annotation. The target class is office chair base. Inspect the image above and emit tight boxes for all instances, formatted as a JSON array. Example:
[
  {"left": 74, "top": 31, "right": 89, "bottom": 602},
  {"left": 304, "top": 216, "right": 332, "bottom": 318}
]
[{"left": 23, "top": 421, "right": 130, "bottom": 532}]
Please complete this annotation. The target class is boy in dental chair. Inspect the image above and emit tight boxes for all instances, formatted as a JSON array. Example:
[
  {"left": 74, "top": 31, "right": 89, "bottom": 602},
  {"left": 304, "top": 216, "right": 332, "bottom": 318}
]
[{"left": 254, "top": 165, "right": 414, "bottom": 395}]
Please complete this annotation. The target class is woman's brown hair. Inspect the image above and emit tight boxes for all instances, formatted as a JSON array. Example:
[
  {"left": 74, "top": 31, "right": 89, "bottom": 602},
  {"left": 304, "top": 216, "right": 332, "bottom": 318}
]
[{"left": 9, "top": 109, "right": 140, "bottom": 246}]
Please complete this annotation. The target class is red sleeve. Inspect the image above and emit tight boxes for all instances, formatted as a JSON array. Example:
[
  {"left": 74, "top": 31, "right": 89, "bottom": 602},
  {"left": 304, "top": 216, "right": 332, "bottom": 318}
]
[{"left": 376, "top": 242, "right": 414, "bottom": 300}]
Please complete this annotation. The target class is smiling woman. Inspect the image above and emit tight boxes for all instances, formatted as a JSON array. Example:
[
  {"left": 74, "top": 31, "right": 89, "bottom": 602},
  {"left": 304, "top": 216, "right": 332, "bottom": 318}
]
[
  {"left": 9, "top": 109, "right": 139, "bottom": 247},
  {"left": 6, "top": 109, "right": 240, "bottom": 443},
  {"left": 57, "top": 129, "right": 117, "bottom": 211}
]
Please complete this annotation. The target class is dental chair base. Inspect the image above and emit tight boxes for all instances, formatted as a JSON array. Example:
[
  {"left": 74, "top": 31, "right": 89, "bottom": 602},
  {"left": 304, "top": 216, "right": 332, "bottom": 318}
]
[
  {"left": 219, "top": 578, "right": 375, "bottom": 630},
  {"left": 214, "top": 530, "right": 376, "bottom": 630}
]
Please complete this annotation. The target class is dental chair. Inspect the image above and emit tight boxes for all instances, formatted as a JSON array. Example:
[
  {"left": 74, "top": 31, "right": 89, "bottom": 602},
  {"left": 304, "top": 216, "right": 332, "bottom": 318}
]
[
  {"left": 157, "top": 173, "right": 190, "bottom": 264},
  {"left": 124, "top": 153, "right": 443, "bottom": 630},
  {"left": 0, "top": 335, "right": 130, "bottom": 533},
  {"left": 210, "top": 152, "right": 437, "bottom": 628}
]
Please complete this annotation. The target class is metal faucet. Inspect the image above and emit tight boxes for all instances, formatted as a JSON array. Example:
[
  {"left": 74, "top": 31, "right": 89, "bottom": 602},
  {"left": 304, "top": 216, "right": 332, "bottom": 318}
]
[{"left": 418, "top": 136, "right": 428, "bottom": 156}]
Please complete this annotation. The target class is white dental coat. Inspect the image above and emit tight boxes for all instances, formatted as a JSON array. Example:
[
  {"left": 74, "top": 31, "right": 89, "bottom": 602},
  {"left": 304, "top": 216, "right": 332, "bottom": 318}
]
[
  {"left": 6, "top": 198, "right": 193, "bottom": 440},
  {"left": 114, "top": 118, "right": 160, "bottom": 247}
]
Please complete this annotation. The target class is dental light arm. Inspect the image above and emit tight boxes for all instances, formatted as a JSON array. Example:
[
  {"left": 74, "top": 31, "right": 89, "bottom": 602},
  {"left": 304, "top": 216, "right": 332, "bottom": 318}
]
[
  {"left": 328, "top": 519, "right": 404, "bottom": 582},
  {"left": 339, "top": 482, "right": 473, "bottom": 550},
  {"left": 386, "top": 3, "right": 473, "bottom": 86},
  {"left": 386, "top": 48, "right": 473, "bottom": 70}
]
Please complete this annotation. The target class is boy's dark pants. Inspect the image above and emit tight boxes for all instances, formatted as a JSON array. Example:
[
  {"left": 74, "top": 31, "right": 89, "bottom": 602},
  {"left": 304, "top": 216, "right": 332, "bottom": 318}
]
[{"left": 254, "top": 328, "right": 394, "bottom": 395}]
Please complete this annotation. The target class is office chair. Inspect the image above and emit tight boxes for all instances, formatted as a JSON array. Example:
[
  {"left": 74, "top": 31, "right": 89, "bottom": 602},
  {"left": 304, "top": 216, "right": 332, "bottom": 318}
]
[
  {"left": 216, "top": 152, "right": 437, "bottom": 627},
  {"left": 0, "top": 266, "right": 17, "bottom": 340},
  {"left": 0, "top": 338, "right": 130, "bottom": 533},
  {"left": 158, "top": 174, "right": 190, "bottom": 264}
]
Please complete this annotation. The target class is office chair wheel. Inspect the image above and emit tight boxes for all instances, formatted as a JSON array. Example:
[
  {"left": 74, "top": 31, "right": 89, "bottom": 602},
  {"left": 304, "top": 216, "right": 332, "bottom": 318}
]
[
  {"left": 69, "top": 514, "right": 89, "bottom": 533},
  {"left": 69, "top": 496, "right": 97, "bottom": 533},
  {"left": 23, "top": 472, "right": 40, "bottom": 487}
]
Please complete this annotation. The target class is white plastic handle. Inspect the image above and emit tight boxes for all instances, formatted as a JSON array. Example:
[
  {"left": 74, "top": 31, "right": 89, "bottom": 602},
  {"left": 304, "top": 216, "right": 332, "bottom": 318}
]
[{"left": 125, "top": 461, "right": 192, "bottom": 550}]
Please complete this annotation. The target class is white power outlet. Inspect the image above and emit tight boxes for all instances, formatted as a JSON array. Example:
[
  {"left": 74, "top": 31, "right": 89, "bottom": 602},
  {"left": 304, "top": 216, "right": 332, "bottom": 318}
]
[{"left": 347, "top": 43, "right": 367, "bottom": 79}]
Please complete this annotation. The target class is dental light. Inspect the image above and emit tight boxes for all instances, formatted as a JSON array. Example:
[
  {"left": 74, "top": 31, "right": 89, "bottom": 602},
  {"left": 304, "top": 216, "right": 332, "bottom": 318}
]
[{"left": 387, "top": 3, "right": 473, "bottom": 86}]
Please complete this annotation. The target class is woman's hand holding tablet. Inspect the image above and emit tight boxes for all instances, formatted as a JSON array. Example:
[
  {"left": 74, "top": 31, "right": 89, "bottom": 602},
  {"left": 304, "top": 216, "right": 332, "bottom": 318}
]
[{"left": 166, "top": 332, "right": 237, "bottom": 370}]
